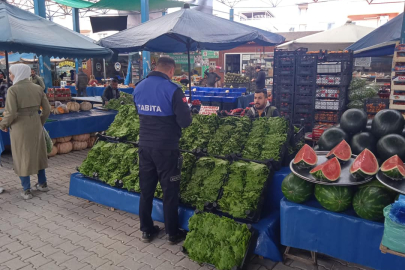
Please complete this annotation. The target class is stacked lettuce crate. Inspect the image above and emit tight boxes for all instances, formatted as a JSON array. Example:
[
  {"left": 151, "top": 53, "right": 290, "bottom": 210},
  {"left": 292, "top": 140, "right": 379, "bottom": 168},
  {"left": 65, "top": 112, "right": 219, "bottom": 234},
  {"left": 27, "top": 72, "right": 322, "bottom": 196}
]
[
  {"left": 272, "top": 48, "right": 297, "bottom": 119},
  {"left": 314, "top": 51, "right": 353, "bottom": 127},
  {"left": 293, "top": 53, "right": 318, "bottom": 132}
]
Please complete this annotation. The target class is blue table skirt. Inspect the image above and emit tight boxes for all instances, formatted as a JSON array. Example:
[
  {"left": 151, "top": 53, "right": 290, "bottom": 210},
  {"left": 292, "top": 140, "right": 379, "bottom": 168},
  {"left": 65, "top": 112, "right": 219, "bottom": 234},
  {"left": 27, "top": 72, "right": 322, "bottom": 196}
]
[
  {"left": 69, "top": 167, "right": 290, "bottom": 262},
  {"left": 54, "top": 86, "right": 133, "bottom": 96},
  {"left": 1, "top": 109, "right": 117, "bottom": 147},
  {"left": 280, "top": 198, "right": 405, "bottom": 270}
]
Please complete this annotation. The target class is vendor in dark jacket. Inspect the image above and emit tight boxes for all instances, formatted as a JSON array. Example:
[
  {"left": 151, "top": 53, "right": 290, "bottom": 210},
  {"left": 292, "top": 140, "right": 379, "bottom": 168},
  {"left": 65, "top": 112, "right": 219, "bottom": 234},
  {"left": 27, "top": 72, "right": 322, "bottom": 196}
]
[
  {"left": 204, "top": 67, "right": 221, "bottom": 87},
  {"left": 251, "top": 66, "right": 266, "bottom": 90},
  {"left": 102, "top": 79, "right": 120, "bottom": 105},
  {"left": 246, "top": 89, "right": 279, "bottom": 118}
]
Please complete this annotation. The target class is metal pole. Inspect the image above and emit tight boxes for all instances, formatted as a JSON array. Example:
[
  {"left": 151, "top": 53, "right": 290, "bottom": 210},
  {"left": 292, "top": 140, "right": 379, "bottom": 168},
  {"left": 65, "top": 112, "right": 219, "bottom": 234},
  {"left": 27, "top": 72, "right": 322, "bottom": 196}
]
[
  {"left": 103, "top": 58, "right": 107, "bottom": 80},
  {"left": 72, "top": 8, "right": 80, "bottom": 33},
  {"left": 141, "top": 0, "right": 150, "bottom": 78},
  {"left": 5, "top": 51, "right": 10, "bottom": 87},
  {"left": 187, "top": 40, "right": 192, "bottom": 100},
  {"left": 230, "top": 8, "right": 234, "bottom": 21},
  {"left": 401, "top": 3, "right": 405, "bottom": 44}
]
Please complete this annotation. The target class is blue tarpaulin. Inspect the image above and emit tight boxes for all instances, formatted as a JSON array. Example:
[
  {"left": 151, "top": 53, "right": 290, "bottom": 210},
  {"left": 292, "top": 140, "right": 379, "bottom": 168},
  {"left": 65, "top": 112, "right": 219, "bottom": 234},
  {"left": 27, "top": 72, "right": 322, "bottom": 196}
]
[
  {"left": 0, "top": 109, "right": 117, "bottom": 147},
  {"left": 0, "top": 1, "right": 112, "bottom": 59},
  {"left": 69, "top": 167, "right": 291, "bottom": 261},
  {"left": 346, "top": 13, "right": 403, "bottom": 57},
  {"left": 99, "top": 7, "right": 285, "bottom": 53},
  {"left": 280, "top": 198, "right": 405, "bottom": 270}
]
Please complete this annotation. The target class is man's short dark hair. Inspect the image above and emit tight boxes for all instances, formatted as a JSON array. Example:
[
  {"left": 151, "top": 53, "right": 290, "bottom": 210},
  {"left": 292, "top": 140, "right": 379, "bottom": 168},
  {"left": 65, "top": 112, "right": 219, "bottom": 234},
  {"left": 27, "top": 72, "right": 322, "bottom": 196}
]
[
  {"left": 255, "top": 89, "right": 267, "bottom": 97},
  {"left": 111, "top": 79, "right": 118, "bottom": 84},
  {"left": 256, "top": 66, "right": 261, "bottom": 70},
  {"left": 157, "top": 57, "right": 176, "bottom": 71}
]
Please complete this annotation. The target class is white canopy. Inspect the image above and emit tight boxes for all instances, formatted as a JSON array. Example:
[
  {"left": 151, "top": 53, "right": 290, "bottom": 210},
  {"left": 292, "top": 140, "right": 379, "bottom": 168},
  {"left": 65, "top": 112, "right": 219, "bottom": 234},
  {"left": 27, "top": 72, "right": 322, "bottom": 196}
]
[{"left": 277, "top": 21, "right": 374, "bottom": 51}]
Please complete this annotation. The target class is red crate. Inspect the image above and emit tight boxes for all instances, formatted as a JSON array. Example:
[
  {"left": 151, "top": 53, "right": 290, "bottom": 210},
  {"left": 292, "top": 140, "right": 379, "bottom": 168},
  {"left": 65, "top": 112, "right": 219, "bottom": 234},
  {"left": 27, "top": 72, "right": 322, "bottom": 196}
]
[{"left": 312, "top": 125, "right": 333, "bottom": 141}]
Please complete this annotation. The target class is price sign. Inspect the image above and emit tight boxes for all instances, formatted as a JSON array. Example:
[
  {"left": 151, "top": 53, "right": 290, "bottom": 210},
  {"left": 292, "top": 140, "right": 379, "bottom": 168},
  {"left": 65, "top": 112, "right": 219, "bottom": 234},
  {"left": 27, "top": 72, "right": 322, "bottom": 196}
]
[
  {"left": 199, "top": 106, "right": 219, "bottom": 115},
  {"left": 393, "top": 76, "right": 405, "bottom": 82}
]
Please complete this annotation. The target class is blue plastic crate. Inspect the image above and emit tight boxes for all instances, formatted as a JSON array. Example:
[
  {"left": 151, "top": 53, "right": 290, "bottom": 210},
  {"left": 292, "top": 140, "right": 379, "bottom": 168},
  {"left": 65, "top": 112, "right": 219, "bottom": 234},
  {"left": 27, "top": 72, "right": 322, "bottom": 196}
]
[
  {"left": 205, "top": 92, "right": 216, "bottom": 96},
  {"left": 222, "top": 97, "right": 238, "bottom": 103}
]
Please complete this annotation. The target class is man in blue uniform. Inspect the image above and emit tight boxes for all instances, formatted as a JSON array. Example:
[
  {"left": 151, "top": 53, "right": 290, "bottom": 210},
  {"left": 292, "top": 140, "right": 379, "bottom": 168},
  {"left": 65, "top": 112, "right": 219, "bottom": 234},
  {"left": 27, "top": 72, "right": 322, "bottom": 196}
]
[{"left": 133, "top": 57, "right": 192, "bottom": 244}]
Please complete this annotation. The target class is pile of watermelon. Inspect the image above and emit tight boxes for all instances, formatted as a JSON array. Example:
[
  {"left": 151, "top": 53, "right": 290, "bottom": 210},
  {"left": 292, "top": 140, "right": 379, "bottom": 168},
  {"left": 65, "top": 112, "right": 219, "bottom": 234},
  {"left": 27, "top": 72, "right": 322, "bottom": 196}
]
[
  {"left": 283, "top": 141, "right": 402, "bottom": 221},
  {"left": 317, "top": 108, "right": 405, "bottom": 163}
]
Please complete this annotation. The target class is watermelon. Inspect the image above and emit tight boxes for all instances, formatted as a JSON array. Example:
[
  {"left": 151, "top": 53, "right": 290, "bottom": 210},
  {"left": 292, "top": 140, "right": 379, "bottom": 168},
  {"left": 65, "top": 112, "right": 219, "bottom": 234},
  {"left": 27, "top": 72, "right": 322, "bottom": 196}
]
[
  {"left": 350, "top": 149, "right": 379, "bottom": 179},
  {"left": 350, "top": 132, "right": 376, "bottom": 155},
  {"left": 360, "top": 179, "right": 399, "bottom": 200},
  {"left": 377, "top": 134, "right": 405, "bottom": 161},
  {"left": 281, "top": 173, "right": 314, "bottom": 203},
  {"left": 371, "top": 109, "right": 405, "bottom": 139},
  {"left": 317, "top": 127, "right": 349, "bottom": 151},
  {"left": 381, "top": 155, "right": 405, "bottom": 180},
  {"left": 315, "top": 185, "right": 354, "bottom": 212},
  {"left": 353, "top": 186, "right": 393, "bottom": 221},
  {"left": 326, "top": 140, "right": 351, "bottom": 162},
  {"left": 310, "top": 157, "right": 341, "bottom": 182},
  {"left": 293, "top": 144, "right": 318, "bottom": 169},
  {"left": 340, "top": 109, "right": 368, "bottom": 135}
]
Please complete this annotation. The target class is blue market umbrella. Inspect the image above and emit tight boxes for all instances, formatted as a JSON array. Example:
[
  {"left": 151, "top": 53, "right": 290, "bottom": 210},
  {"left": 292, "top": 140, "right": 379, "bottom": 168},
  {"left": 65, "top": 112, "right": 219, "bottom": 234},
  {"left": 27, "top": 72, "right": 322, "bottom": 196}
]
[
  {"left": 346, "top": 13, "right": 403, "bottom": 57},
  {"left": 99, "top": 4, "right": 285, "bottom": 94},
  {"left": 0, "top": 1, "right": 112, "bottom": 85}
]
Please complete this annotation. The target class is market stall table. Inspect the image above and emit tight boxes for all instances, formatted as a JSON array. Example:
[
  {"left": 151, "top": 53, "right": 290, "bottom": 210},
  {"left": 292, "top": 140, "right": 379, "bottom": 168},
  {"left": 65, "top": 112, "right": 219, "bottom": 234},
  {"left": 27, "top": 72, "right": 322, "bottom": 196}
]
[
  {"left": 280, "top": 197, "right": 405, "bottom": 270},
  {"left": 69, "top": 167, "right": 290, "bottom": 262},
  {"left": 0, "top": 109, "right": 117, "bottom": 146}
]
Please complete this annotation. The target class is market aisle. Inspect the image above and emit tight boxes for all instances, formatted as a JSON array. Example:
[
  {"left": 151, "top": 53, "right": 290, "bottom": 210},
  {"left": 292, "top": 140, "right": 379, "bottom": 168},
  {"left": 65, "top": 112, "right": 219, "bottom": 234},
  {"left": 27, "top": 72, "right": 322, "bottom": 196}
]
[{"left": 0, "top": 151, "right": 372, "bottom": 270}]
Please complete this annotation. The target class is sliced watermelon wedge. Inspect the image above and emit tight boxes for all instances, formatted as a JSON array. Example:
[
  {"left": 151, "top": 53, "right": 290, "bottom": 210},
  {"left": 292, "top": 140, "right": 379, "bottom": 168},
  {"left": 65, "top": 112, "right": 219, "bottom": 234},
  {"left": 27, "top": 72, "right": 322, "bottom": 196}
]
[
  {"left": 293, "top": 144, "right": 318, "bottom": 169},
  {"left": 350, "top": 149, "right": 379, "bottom": 179},
  {"left": 326, "top": 140, "right": 352, "bottom": 162},
  {"left": 381, "top": 155, "right": 405, "bottom": 180},
  {"left": 310, "top": 157, "right": 341, "bottom": 182}
]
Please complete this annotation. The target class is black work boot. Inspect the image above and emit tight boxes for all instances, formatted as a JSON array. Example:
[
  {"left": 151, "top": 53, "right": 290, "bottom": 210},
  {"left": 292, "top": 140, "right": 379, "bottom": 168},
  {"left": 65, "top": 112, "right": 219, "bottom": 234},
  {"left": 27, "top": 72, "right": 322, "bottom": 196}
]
[
  {"left": 168, "top": 229, "right": 187, "bottom": 245},
  {"left": 141, "top": 226, "right": 160, "bottom": 243}
]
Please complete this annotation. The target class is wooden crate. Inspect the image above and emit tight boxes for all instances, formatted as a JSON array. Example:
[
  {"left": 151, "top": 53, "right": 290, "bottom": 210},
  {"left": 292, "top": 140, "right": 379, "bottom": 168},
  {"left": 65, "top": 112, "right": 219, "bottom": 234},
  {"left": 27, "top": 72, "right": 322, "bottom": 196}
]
[{"left": 389, "top": 42, "right": 405, "bottom": 112}]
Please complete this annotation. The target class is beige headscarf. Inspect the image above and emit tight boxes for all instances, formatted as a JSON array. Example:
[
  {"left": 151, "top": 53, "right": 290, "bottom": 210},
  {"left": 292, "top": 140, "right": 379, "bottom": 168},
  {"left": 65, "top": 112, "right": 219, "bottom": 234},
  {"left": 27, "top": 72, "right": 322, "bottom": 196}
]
[{"left": 9, "top": 64, "right": 31, "bottom": 84}]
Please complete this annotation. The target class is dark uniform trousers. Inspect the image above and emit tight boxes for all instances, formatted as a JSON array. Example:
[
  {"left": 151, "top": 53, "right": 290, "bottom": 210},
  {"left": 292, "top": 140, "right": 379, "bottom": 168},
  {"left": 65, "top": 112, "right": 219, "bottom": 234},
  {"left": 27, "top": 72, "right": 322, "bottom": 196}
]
[{"left": 138, "top": 146, "right": 181, "bottom": 236}]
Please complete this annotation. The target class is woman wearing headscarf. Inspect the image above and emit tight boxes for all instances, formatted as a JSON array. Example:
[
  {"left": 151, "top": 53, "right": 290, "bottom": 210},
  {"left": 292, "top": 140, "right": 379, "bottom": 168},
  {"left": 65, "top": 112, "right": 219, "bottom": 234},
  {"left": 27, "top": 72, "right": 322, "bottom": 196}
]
[{"left": 0, "top": 64, "right": 51, "bottom": 200}]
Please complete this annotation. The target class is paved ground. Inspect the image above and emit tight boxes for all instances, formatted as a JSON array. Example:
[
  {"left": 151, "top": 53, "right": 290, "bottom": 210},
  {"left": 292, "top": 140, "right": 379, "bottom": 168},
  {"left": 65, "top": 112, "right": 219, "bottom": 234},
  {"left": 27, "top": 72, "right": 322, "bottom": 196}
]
[{"left": 0, "top": 150, "right": 374, "bottom": 270}]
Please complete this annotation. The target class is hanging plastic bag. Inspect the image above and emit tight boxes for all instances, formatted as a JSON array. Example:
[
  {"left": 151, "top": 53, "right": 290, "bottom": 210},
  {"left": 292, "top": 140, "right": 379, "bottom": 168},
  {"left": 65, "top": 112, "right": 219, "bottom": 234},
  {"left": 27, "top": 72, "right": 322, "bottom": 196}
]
[
  {"left": 44, "top": 127, "right": 53, "bottom": 154},
  {"left": 382, "top": 205, "right": 405, "bottom": 254}
]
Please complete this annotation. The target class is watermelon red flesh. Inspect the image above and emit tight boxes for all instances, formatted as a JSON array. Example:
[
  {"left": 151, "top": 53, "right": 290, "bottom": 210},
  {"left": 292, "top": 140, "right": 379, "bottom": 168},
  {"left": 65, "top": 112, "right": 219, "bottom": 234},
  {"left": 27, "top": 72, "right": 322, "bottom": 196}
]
[
  {"left": 353, "top": 186, "right": 393, "bottom": 221},
  {"left": 350, "top": 149, "right": 379, "bottom": 179},
  {"left": 326, "top": 140, "right": 352, "bottom": 162},
  {"left": 310, "top": 157, "right": 341, "bottom": 181},
  {"left": 293, "top": 144, "right": 317, "bottom": 168},
  {"left": 381, "top": 155, "right": 405, "bottom": 180},
  {"left": 281, "top": 173, "right": 314, "bottom": 203},
  {"left": 315, "top": 185, "right": 354, "bottom": 212}
]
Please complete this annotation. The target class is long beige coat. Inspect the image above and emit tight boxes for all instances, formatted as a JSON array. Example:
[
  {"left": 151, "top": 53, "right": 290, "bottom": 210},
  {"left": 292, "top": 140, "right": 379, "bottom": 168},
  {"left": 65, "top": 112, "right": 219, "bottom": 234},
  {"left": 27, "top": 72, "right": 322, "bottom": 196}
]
[{"left": 0, "top": 79, "right": 51, "bottom": 177}]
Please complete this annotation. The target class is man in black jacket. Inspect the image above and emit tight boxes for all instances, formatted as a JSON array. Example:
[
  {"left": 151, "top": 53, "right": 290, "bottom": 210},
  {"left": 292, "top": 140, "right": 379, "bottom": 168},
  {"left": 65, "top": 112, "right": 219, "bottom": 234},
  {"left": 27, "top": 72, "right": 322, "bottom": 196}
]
[
  {"left": 246, "top": 89, "right": 279, "bottom": 118},
  {"left": 102, "top": 79, "right": 120, "bottom": 105},
  {"left": 204, "top": 67, "right": 221, "bottom": 87},
  {"left": 133, "top": 57, "right": 192, "bottom": 244},
  {"left": 75, "top": 68, "right": 89, "bottom": 97},
  {"left": 251, "top": 66, "right": 266, "bottom": 90}
]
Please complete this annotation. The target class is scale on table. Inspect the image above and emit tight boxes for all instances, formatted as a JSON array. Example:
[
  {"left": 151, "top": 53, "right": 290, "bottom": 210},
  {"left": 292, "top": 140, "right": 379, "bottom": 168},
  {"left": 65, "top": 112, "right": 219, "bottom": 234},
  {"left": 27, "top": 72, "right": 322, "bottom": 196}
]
[{"left": 290, "top": 151, "right": 373, "bottom": 186}]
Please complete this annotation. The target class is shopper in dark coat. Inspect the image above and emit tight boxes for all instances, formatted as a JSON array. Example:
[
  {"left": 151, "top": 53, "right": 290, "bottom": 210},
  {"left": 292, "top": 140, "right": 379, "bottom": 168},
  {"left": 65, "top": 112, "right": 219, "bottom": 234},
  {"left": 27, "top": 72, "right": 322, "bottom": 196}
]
[{"left": 252, "top": 66, "right": 266, "bottom": 90}]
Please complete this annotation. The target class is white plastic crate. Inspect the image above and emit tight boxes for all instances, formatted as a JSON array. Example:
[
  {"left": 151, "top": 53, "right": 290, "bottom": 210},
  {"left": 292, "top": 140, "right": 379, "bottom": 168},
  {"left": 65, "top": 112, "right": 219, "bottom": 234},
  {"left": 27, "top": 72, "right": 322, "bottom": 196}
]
[{"left": 315, "top": 100, "right": 339, "bottom": 110}]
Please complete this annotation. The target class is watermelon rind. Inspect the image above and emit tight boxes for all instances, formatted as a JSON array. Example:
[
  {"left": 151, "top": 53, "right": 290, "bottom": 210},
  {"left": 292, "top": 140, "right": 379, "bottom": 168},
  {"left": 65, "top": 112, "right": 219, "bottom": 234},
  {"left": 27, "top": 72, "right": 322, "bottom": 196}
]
[
  {"left": 293, "top": 144, "right": 317, "bottom": 169},
  {"left": 353, "top": 186, "right": 393, "bottom": 221},
  {"left": 349, "top": 149, "right": 379, "bottom": 179},
  {"left": 281, "top": 173, "right": 314, "bottom": 203},
  {"left": 310, "top": 158, "right": 341, "bottom": 182},
  {"left": 381, "top": 155, "right": 405, "bottom": 181},
  {"left": 315, "top": 185, "right": 354, "bottom": 212},
  {"left": 326, "top": 140, "right": 352, "bottom": 162}
]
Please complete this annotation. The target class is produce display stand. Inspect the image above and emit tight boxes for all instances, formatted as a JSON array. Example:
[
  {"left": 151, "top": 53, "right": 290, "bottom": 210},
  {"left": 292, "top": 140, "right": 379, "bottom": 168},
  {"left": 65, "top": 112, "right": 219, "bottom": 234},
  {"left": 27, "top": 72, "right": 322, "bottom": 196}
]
[
  {"left": 69, "top": 166, "right": 290, "bottom": 262},
  {"left": 389, "top": 42, "right": 405, "bottom": 112},
  {"left": 280, "top": 197, "right": 405, "bottom": 270},
  {"left": 0, "top": 109, "right": 117, "bottom": 147},
  {"left": 364, "top": 98, "right": 390, "bottom": 119},
  {"left": 290, "top": 153, "right": 373, "bottom": 186}
]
